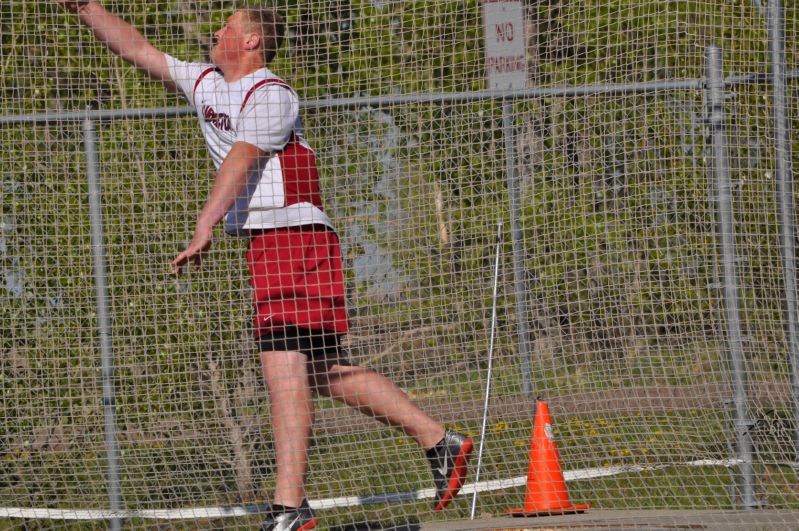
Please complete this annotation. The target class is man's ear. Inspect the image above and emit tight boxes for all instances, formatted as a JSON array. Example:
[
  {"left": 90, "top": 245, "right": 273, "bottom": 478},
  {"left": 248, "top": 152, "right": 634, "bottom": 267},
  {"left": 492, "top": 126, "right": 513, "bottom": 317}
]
[{"left": 245, "top": 33, "right": 261, "bottom": 51}]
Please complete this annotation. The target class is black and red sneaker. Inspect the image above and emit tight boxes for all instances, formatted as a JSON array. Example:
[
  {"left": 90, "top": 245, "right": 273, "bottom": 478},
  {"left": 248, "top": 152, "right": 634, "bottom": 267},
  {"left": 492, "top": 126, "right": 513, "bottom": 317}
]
[
  {"left": 428, "top": 430, "right": 474, "bottom": 511},
  {"left": 260, "top": 499, "right": 318, "bottom": 531}
]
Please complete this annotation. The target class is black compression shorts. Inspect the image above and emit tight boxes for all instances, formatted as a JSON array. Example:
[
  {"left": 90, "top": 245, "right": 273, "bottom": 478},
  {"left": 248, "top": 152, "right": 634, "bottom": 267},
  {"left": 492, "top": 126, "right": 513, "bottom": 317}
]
[{"left": 257, "top": 326, "right": 345, "bottom": 359}]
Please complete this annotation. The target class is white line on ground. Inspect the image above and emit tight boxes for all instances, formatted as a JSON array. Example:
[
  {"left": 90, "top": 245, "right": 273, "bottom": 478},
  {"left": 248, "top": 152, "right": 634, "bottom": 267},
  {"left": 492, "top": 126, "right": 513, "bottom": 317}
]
[{"left": 0, "top": 459, "right": 742, "bottom": 520}]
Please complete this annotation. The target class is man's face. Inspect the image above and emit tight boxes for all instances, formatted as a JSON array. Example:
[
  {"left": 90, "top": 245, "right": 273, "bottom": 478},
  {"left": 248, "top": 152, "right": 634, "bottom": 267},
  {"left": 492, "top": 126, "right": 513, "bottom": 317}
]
[{"left": 210, "top": 11, "right": 252, "bottom": 68}]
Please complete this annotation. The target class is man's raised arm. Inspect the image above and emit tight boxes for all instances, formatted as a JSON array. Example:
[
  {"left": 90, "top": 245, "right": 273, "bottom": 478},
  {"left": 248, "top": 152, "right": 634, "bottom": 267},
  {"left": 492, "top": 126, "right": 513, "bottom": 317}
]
[{"left": 57, "top": 1, "right": 175, "bottom": 90}]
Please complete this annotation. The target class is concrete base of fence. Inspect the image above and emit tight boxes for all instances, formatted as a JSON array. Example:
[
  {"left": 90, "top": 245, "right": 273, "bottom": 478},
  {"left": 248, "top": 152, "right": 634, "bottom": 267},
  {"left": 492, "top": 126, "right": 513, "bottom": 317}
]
[{"left": 428, "top": 510, "right": 799, "bottom": 530}]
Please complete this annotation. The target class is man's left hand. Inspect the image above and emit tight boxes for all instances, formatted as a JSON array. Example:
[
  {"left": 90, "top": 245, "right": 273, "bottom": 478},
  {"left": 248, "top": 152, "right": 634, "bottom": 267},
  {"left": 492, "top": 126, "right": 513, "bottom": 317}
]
[{"left": 171, "top": 226, "right": 213, "bottom": 275}]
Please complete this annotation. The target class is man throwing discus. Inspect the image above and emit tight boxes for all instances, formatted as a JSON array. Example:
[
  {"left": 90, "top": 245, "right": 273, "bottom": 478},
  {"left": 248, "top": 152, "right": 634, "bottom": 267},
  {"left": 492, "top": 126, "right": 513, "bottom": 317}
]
[{"left": 57, "top": 2, "right": 473, "bottom": 529}]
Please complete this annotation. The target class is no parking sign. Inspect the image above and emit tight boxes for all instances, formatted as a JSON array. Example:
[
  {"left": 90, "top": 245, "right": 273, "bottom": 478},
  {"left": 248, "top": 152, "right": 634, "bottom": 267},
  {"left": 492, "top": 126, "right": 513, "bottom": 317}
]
[{"left": 482, "top": 0, "right": 528, "bottom": 90}]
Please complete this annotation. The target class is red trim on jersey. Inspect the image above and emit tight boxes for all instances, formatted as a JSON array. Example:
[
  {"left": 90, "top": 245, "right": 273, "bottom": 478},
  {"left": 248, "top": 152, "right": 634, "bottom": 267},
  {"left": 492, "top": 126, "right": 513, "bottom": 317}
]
[
  {"left": 238, "top": 78, "right": 323, "bottom": 211},
  {"left": 192, "top": 67, "right": 218, "bottom": 107},
  {"left": 279, "top": 134, "right": 324, "bottom": 209},
  {"left": 239, "top": 78, "right": 293, "bottom": 114}
]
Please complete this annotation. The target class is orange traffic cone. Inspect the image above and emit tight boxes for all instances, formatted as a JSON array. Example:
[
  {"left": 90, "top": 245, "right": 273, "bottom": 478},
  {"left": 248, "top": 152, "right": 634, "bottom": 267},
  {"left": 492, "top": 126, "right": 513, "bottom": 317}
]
[{"left": 506, "top": 398, "right": 590, "bottom": 517}]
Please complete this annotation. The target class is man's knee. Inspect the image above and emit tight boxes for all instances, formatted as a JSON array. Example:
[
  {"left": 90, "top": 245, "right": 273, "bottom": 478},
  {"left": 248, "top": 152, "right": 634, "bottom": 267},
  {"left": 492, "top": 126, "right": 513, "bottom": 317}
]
[{"left": 261, "top": 350, "right": 309, "bottom": 385}]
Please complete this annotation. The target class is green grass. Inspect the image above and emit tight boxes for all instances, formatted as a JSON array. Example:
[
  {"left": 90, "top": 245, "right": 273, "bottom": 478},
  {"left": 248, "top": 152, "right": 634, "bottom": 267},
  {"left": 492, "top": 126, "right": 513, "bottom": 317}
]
[{"left": 2, "top": 405, "right": 798, "bottom": 529}]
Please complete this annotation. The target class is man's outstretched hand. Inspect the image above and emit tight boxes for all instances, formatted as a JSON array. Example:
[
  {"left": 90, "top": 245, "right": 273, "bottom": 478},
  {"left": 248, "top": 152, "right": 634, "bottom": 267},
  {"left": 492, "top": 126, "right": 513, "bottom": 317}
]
[{"left": 171, "top": 226, "right": 213, "bottom": 276}]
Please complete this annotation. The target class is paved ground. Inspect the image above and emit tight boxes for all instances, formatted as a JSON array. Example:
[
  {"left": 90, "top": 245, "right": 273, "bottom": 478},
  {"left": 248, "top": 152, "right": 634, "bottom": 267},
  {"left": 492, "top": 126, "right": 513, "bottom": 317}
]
[{"left": 421, "top": 510, "right": 799, "bottom": 530}]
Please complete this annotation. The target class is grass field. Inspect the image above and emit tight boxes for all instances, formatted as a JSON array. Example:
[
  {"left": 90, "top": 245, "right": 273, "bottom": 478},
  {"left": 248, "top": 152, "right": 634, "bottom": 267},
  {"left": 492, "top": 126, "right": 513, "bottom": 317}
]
[{"left": 3, "top": 356, "right": 798, "bottom": 530}]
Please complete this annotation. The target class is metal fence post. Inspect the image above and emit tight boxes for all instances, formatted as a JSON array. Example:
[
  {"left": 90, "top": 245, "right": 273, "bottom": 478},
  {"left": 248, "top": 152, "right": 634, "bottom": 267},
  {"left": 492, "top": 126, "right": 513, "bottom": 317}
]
[
  {"left": 84, "top": 118, "right": 123, "bottom": 529},
  {"left": 768, "top": 0, "right": 799, "bottom": 464},
  {"left": 503, "top": 100, "right": 534, "bottom": 395},
  {"left": 705, "top": 46, "right": 758, "bottom": 509}
]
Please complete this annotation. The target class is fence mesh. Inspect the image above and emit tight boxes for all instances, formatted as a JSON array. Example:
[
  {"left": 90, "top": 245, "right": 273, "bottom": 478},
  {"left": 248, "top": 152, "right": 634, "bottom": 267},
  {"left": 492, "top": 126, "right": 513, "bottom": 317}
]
[{"left": 2, "top": 0, "right": 798, "bottom": 528}]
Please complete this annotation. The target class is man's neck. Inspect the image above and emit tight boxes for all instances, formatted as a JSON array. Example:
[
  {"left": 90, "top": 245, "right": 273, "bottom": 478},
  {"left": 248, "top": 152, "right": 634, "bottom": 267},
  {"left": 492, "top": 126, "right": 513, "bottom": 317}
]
[{"left": 219, "top": 60, "right": 265, "bottom": 83}]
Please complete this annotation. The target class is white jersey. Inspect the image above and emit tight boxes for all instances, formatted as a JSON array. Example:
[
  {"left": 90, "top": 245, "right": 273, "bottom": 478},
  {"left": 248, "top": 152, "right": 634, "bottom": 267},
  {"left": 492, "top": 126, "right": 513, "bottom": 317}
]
[{"left": 165, "top": 54, "right": 334, "bottom": 234}]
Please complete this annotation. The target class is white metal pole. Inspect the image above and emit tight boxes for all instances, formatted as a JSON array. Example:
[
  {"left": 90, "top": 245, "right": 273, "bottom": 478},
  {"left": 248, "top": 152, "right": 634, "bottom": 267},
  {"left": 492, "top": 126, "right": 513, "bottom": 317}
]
[{"left": 470, "top": 221, "right": 504, "bottom": 519}]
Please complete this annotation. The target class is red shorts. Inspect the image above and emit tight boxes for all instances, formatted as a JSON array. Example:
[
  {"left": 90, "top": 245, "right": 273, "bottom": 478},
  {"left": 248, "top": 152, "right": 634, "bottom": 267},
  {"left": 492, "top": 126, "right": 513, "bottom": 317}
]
[{"left": 247, "top": 225, "right": 349, "bottom": 338}]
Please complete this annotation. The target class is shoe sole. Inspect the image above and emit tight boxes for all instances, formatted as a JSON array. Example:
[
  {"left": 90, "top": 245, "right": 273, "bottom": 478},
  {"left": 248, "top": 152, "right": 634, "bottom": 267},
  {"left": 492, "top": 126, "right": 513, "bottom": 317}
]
[
  {"left": 434, "top": 436, "right": 474, "bottom": 511},
  {"left": 263, "top": 516, "right": 317, "bottom": 530},
  {"left": 299, "top": 518, "right": 318, "bottom": 530}
]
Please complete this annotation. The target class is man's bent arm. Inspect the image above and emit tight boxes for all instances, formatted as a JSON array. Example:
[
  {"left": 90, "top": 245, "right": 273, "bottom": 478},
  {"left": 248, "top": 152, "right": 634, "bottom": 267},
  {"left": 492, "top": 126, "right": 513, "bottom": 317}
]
[
  {"left": 198, "top": 142, "right": 265, "bottom": 232},
  {"left": 58, "top": 1, "right": 174, "bottom": 89},
  {"left": 171, "top": 142, "right": 266, "bottom": 273}
]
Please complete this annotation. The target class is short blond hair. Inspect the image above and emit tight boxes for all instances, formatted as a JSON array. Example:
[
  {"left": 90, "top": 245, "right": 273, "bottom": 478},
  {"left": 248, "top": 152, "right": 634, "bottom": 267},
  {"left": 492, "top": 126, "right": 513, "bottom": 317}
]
[{"left": 241, "top": 8, "right": 285, "bottom": 65}]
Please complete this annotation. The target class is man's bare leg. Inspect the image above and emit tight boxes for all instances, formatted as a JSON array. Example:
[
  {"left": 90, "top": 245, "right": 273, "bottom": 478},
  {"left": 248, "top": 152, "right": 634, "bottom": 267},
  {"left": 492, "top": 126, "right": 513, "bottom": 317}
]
[
  {"left": 310, "top": 359, "right": 473, "bottom": 511},
  {"left": 261, "top": 350, "right": 314, "bottom": 508},
  {"left": 310, "top": 360, "right": 445, "bottom": 450}
]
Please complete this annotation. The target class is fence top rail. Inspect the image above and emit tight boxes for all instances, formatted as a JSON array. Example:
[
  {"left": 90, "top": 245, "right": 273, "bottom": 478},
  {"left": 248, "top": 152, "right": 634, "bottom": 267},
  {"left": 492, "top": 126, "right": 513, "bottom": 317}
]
[
  {"left": 0, "top": 79, "right": 703, "bottom": 126},
  {"left": 1, "top": 69, "right": 796, "bottom": 126}
]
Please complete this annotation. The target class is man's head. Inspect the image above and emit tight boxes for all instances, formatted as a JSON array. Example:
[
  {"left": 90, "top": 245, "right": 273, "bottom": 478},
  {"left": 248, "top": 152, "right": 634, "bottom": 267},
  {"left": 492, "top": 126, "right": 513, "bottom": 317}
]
[
  {"left": 240, "top": 8, "right": 284, "bottom": 65},
  {"left": 210, "top": 8, "right": 284, "bottom": 75}
]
